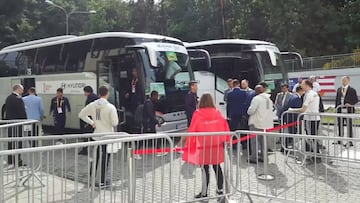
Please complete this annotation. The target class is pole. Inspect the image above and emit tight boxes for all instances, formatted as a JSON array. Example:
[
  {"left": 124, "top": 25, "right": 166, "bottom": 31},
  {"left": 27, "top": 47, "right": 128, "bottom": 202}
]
[{"left": 220, "top": 0, "right": 226, "bottom": 38}]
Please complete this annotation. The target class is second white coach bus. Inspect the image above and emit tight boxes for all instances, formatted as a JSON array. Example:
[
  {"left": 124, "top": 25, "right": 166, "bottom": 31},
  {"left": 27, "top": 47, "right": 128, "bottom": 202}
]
[
  {"left": 0, "top": 32, "right": 194, "bottom": 133},
  {"left": 186, "top": 39, "right": 302, "bottom": 117}
]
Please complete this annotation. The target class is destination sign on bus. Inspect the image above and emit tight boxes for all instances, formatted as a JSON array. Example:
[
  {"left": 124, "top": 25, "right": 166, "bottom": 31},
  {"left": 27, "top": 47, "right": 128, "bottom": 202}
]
[{"left": 36, "top": 80, "right": 97, "bottom": 94}]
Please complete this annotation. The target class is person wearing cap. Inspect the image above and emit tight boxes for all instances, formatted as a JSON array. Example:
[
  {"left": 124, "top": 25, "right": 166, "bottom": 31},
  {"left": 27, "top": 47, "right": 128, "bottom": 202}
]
[
  {"left": 185, "top": 80, "right": 198, "bottom": 127},
  {"left": 177, "top": 81, "right": 199, "bottom": 150},
  {"left": 274, "top": 83, "right": 292, "bottom": 120}
]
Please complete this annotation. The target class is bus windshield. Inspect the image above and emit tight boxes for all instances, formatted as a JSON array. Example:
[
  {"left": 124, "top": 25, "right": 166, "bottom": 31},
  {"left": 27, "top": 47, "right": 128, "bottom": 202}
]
[{"left": 142, "top": 50, "right": 193, "bottom": 113}]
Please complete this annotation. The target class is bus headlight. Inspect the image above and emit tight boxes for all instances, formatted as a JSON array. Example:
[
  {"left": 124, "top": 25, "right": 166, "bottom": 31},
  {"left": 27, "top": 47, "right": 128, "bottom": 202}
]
[{"left": 156, "top": 115, "right": 165, "bottom": 125}]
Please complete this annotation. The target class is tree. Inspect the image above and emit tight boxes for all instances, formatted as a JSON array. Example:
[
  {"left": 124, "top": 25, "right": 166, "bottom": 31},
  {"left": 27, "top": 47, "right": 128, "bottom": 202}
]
[{"left": 0, "top": 0, "right": 26, "bottom": 48}]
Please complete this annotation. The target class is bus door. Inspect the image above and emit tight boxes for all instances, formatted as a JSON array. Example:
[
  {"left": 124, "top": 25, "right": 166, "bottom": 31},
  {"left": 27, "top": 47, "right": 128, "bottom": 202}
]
[
  {"left": 106, "top": 51, "right": 145, "bottom": 133},
  {"left": 211, "top": 55, "right": 260, "bottom": 117},
  {"left": 96, "top": 60, "right": 126, "bottom": 127}
]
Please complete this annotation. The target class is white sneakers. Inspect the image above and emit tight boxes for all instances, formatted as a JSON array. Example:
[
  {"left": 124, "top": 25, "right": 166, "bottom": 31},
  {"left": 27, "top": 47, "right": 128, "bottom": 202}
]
[
  {"left": 156, "top": 152, "right": 168, "bottom": 157},
  {"left": 134, "top": 154, "right": 142, "bottom": 160}
]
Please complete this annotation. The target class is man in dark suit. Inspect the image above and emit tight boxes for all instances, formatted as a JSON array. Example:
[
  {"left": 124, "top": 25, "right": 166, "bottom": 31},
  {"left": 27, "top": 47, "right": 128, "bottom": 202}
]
[
  {"left": 125, "top": 67, "right": 143, "bottom": 114},
  {"left": 335, "top": 76, "right": 358, "bottom": 146},
  {"left": 143, "top": 91, "right": 166, "bottom": 157},
  {"left": 5, "top": 84, "right": 27, "bottom": 166},
  {"left": 79, "top": 86, "right": 98, "bottom": 155},
  {"left": 275, "top": 83, "right": 292, "bottom": 120},
  {"left": 281, "top": 86, "right": 304, "bottom": 151},
  {"left": 227, "top": 79, "right": 248, "bottom": 131},
  {"left": 80, "top": 86, "right": 98, "bottom": 133},
  {"left": 50, "top": 88, "right": 71, "bottom": 138},
  {"left": 185, "top": 81, "right": 198, "bottom": 127}
]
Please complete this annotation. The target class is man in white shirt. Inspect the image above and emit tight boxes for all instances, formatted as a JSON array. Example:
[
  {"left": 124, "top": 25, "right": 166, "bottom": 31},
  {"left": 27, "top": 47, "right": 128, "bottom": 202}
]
[
  {"left": 79, "top": 85, "right": 119, "bottom": 187},
  {"left": 292, "top": 77, "right": 303, "bottom": 93},
  {"left": 289, "top": 79, "right": 321, "bottom": 163},
  {"left": 247, "top": 82, "right": 274, "bottom": 163},
  {"left": 309, "top": 76, "right": 321, "bottom": 93}
]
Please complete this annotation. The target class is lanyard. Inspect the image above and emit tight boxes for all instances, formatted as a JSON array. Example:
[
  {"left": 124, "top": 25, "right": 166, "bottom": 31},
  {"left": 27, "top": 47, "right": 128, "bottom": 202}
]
[{"left": 57, "top": 98, "right": 63, "bottom": 108}]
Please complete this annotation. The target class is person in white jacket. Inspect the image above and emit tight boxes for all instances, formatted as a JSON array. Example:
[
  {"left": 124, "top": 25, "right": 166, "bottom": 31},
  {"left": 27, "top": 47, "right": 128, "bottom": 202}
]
[
  {"left": 247, "top": 82, "right": 274, "bottom": 164},
  {"left": 79, "top": 85, "right": 119, "bottom": 187}
]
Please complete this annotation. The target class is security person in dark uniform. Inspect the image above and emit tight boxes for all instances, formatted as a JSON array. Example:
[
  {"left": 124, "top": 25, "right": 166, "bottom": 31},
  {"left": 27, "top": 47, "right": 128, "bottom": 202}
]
[
  {"left": 50, "top": 88, "right": 71, "bottom": 138},
  {"left": 79, "top": 86, "right": 98, "bottom": 155},
  {"left": 185, "top": 80, "right": 198, "bottom": 126},
  {"left": 80, "top": 86, "right": 98, "bottom": 132},
  {"left": 5, "top": 84, "right": 27, "bottom": 166}
]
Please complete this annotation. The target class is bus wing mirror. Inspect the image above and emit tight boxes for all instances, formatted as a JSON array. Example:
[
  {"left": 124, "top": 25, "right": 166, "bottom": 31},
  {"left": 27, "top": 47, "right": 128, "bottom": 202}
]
[
  {"left": 281, "top": 52, "right": 303, "bottom": 69},
  {"left": 125, "top": 45, "right": 157, "bottom": 67},
  {"left": 267, "top": 50, "right": 277, "bottom": 66},
  {"left": 187, "top": 49, "right": 211, "bottom": 70}
]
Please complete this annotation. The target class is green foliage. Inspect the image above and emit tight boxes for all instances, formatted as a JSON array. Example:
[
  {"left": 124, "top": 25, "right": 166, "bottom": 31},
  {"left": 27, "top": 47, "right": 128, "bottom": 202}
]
[{"left": 0, "top": 0, "right": 360, "bottom": 57}]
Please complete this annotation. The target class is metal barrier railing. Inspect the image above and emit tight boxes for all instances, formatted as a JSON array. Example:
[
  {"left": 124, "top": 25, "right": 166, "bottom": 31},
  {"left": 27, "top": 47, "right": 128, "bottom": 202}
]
[
  {"left": 1, "top": 114, "right": 360, "bottom": 202},
  {"left": 284, "top": 52, "right": 360, "bottom": 72}
]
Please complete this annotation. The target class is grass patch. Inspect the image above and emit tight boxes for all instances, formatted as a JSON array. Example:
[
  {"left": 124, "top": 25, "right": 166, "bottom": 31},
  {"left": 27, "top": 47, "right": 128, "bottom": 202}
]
[{"left": 321, "top": 107, "right": 360, "bottom": 125}]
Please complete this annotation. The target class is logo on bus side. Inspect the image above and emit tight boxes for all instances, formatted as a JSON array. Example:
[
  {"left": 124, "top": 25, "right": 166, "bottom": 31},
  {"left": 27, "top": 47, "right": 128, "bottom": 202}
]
[{"left": 36, "top": 80, "right": 97, "bottom": 94}]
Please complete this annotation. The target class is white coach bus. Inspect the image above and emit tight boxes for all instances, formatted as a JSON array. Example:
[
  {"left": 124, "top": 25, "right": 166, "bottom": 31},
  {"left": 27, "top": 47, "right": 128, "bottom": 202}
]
[
  {"left": 186, "top": 39, "right": 302, "bottom": 117},
  {"left": 0, "top": 32, "right": 194, "bottom": 133}
]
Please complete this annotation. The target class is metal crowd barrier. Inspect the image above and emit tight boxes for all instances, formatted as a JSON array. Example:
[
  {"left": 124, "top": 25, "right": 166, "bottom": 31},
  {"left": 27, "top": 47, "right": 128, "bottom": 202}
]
[
  {"left": 0, "top": 120, "right": 43, "bottom": 187},
  {"left": 234, "top": 130, "right": 360, "bottom": 203},
  {"left": 1, "top": 115, "right": 360, "bottom": 202},
  {"left": 0, "top": 133, "right": 174, "bottom": 203}
]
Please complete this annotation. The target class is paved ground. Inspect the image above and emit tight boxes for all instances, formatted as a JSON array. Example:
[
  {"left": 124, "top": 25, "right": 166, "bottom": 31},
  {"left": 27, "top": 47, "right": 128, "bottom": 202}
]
[{"left": 2, "top": 125, "right": 360, "bottom": 203}]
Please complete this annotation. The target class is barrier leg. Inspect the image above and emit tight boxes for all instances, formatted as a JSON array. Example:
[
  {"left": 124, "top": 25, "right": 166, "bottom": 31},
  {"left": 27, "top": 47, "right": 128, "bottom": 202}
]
[
  {"left": 0, "top": 155, "right": 4, "bottom": 203},
  {"left": 90, "top": 146, "right": 97, "bottom": 203},
  {"left": 128, "top": 148, "right": 135, "bottom": 203},
  {"left": 257, "top": 132, "right": 274, "bottom": 181}
]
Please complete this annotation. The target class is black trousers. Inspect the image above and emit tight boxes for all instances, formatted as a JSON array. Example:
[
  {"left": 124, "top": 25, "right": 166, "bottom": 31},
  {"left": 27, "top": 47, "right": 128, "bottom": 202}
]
[
  {"left": 304, "top": 120, "right": 321, "bottom": 153},
  {"left": 7, "top": 126, "right": 23, "bottom": 165},
  {"left": 54, "top": 115, "right": 66, "bottom": 135},
  {"left": 143, "top": 127, "right": 164, "bottom": 149},
  {"left": 90, "top": 143, "right": 109, "bottom": 183},
  {"left": 201, "top": 164, "right": 224, "bottom": 195},
  {"left": 337, "top": 118, "right": 353, "bottom": 138},
  {"left": 29, "top": 123, "right": 39, "bottom": 147}
]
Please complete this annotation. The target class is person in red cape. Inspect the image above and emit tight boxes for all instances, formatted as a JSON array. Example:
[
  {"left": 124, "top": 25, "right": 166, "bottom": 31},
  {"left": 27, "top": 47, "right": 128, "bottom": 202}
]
[{"left": 182, "top": 93, "right": 230, "bottom": 199}]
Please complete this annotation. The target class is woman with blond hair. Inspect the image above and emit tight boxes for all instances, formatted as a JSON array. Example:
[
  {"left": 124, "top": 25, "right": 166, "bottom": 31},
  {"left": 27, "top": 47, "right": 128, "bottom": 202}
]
[{"left": 182, "top": 93, "right": 230, "bottom": 199}]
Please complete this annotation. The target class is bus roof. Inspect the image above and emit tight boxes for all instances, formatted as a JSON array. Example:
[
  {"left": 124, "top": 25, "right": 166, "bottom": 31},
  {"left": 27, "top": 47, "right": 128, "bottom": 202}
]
[
  {"left": 0, "top": 32, "right": 183, "bottom": 54},
  {"left": 185, "top": 39, "right": 275, "bottom": 47},
  {"left": 2, "top": 35, "right": 77, "bottom": 51}
]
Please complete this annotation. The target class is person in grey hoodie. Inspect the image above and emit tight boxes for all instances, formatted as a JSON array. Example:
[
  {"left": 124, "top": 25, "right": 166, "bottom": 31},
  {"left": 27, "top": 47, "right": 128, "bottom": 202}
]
[
  {"left": 79, "top": 85, "right": 119, "bottom": 187},
  {"left": 247, "top": 82, "right": 274, "bottom": 164}
]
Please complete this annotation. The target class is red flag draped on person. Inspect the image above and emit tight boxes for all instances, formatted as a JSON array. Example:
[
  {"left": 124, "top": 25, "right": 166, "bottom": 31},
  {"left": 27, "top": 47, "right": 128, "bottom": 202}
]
[{"left": 182, "top": 108, "right": 230, "bottom": 165}]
